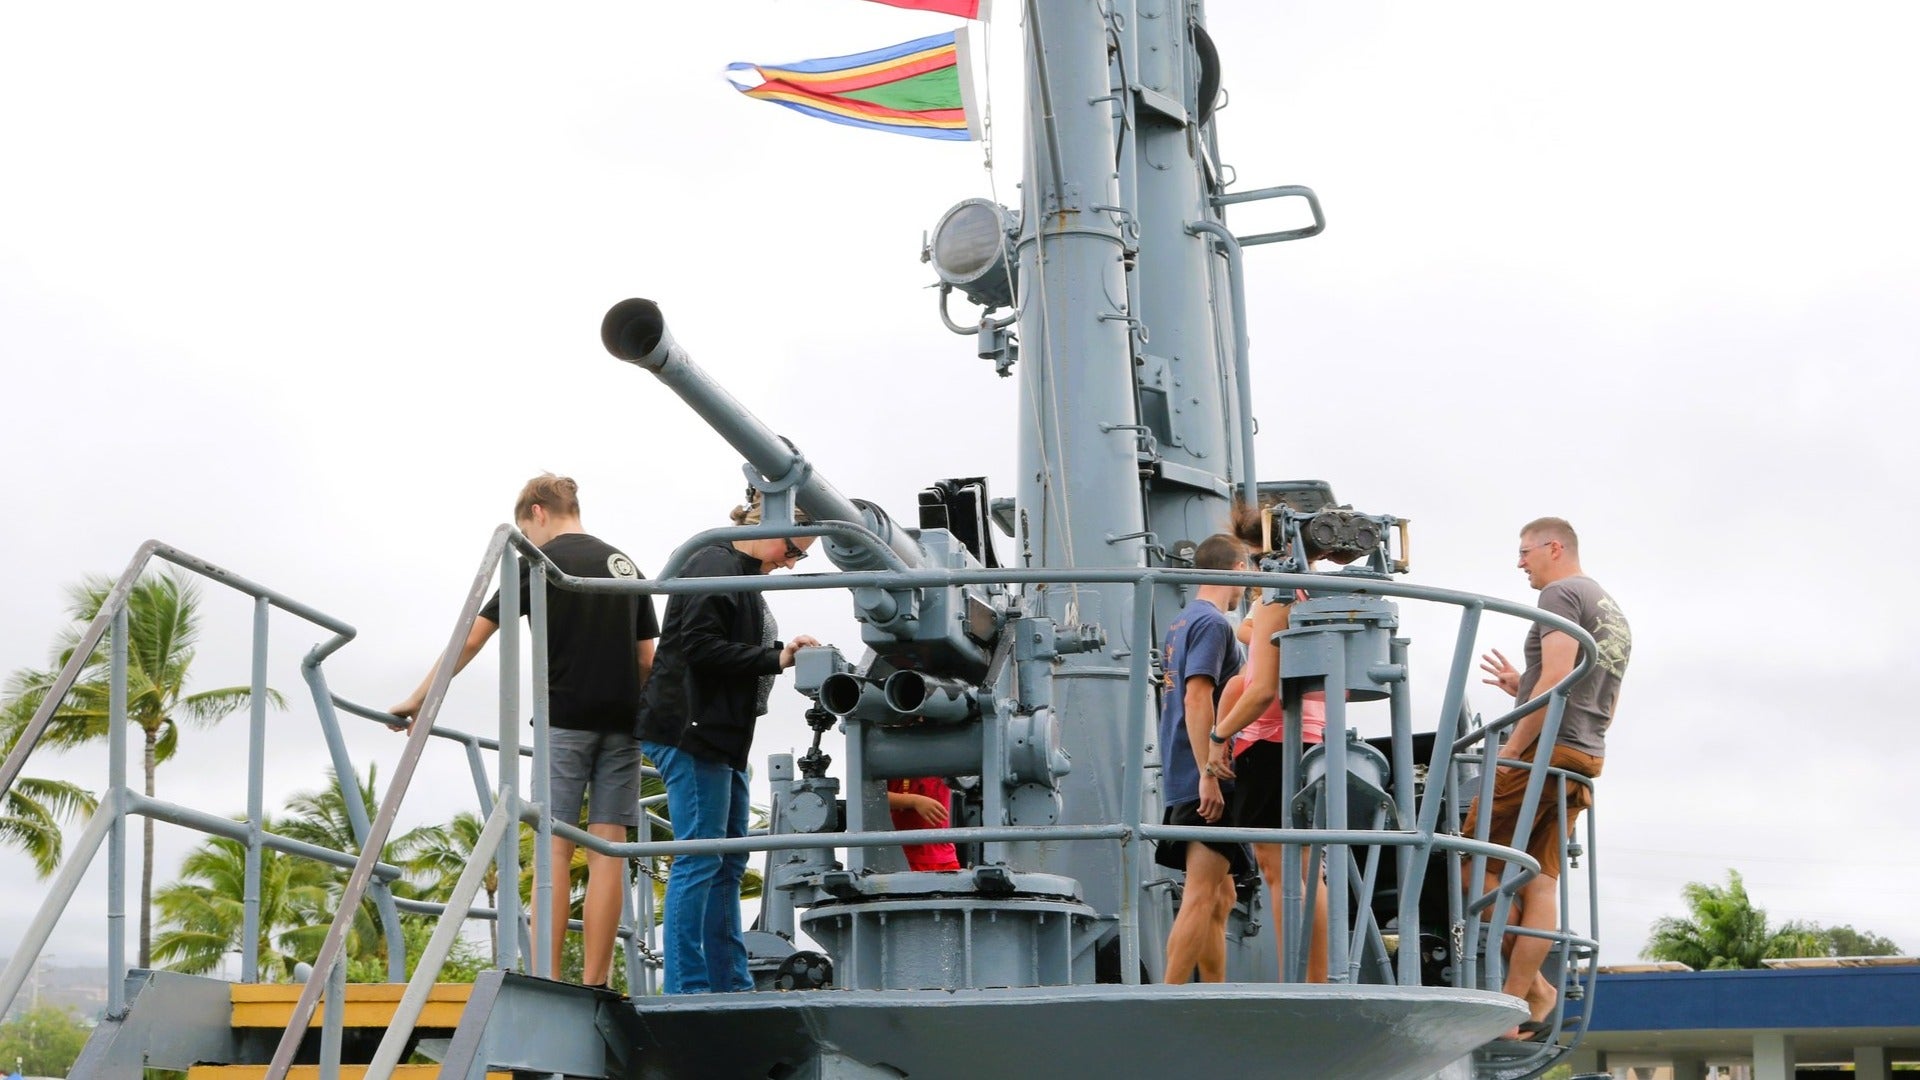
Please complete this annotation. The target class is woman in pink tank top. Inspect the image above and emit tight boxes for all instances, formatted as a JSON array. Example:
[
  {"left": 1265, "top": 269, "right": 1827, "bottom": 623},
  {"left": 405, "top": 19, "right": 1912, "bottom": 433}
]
[
  {"left": 1211, "top": 561, "right": 1331, "bottom": 983},
  {"left": 1225, "top": 590, "right": 1327, "bottom": 748}
]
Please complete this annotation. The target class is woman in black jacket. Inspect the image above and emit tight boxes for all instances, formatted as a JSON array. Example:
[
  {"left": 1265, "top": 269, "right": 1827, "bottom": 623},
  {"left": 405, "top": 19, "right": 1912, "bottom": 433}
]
[{"left": 639, "top": 495, "right": 818, "bottom": 994}]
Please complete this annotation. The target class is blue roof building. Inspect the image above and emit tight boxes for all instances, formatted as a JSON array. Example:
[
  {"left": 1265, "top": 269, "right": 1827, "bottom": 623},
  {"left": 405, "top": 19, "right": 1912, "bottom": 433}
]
[{"left": 1566, "top": 960, "right": 1920, "bottom": 1078}]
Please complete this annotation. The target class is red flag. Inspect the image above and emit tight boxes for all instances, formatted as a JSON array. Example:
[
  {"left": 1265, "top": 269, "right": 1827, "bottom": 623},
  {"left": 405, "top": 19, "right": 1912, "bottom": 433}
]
[{"left": 860, "top": 0, "right": 985, "bottom": 19}]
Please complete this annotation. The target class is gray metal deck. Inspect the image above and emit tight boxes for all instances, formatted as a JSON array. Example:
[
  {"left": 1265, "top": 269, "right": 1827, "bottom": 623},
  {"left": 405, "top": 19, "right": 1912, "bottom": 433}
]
[{"left": 623, "top": 983, "right": 1524, "bottom": 1079}]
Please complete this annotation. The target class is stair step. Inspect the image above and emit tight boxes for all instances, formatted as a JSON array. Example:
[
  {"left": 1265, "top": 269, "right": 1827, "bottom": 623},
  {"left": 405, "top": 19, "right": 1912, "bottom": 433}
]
[
  {"left": 187, "top": 1060, "right": 510, "bottom": 1068},
  {"left": 229, "top": 983, "right": 478, "bottom": 1029}
]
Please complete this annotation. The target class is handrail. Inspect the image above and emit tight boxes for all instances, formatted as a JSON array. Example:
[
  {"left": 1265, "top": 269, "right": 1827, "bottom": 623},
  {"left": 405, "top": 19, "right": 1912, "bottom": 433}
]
[
  {"left": 3, "top": 528, "right": 1598, "bottom": 1079},
  {"left": 350, "top": 534, "right": 1596, "bottom": 1017},
  {"left": 0, "top": 540, "right": 378, "bottom": 1035},
  {"left": 0, "top": 541, "right": 356, "bottom": 804},
  {"left": 261, "top": 526, "right": 515, "bottom": 1080}
]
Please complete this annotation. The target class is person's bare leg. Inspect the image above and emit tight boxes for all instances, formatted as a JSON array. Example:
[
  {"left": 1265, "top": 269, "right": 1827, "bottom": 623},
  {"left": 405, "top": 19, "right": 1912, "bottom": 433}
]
[
  {"left": 1253, "top": 843, "right": 1289, "bottom": 979},
  {"left": 1165, "top": 844, "right": 1234, "bottom": 983},
  {"left": 1203, "top": 872, "right": 1238, "bottom": 981},
  {"left": 1305, "top": 851, "right": 1329, "bottom": 984},
  {"left": 1497, "top": 876, "right": 1559, "bottom": 1006},
  {"left": 546, "top": 835, "right": 577, "bottom": 980},
  {"left": 1254, "top": 843, "right": 1328, "bottom": 984},
  {"left": 1499, "top": 873, "right": 1560, "bottom": 1036},
  {"left": 580, "top": 821, "right": 628, "bottom": 986}
]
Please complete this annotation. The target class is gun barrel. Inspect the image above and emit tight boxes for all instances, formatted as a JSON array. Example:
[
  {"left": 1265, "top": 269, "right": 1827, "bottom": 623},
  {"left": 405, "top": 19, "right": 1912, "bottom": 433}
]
[{"left": 602, "top": 298, "right": 922, "bottom": 571}]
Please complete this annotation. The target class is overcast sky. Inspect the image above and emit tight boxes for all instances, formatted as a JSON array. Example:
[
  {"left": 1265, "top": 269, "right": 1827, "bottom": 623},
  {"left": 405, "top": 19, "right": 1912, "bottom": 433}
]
[{"left": 3, "top": 0, "right": 1917, "bottom": 984}]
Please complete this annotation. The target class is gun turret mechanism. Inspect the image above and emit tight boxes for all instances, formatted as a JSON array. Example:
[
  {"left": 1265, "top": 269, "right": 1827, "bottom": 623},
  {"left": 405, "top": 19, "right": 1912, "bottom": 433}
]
[{"left": 1254, "top": 480, "right": 1412, "bottom": 578}]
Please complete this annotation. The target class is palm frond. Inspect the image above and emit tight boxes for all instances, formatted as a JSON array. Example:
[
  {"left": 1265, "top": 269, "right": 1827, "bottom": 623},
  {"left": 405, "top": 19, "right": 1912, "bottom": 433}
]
[{"left": 177, "top": 685, "right": 285, "bottom": 727}]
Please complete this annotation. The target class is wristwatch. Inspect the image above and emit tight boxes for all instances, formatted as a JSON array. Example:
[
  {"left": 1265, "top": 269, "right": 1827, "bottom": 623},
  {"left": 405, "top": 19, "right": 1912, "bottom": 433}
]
[{"left": 1208, "top": 727, "right": 1228, "bottom": 745}]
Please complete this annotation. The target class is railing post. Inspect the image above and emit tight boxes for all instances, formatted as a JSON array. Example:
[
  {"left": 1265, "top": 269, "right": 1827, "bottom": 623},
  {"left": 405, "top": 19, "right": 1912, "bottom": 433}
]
[
  {"left": 320, "top": 953, "right": 345, "bottom": 1080},
  {"left": 263, "top": 528, "right": 514, "bottom": 1080},
  {"left": 1484, "top": 688, "right": 1570, "bottom": 995},
  {"left": 366, "top": 798, "right": 513, "bottom": 1080},
  {"left": 1387, "top": 636, "right": 1420, "bottom": 986},
  {"left": 1322, "top": 634, "right": 1352, "bottom": 983},
  {"left": 1464, "top": 718, "right": 1503, "bottom": 990},
  {"left": 464, "top": 739, "right": 496, "bottom": 815},
  {"left": 621, "top": 862, "right": 642, "bottom": 994},
  {"left": 1117, "top": 576, "right": 1154, "bottom": 986},
  {"left": 243, "top": 596, "right": 269, "bottom": 983},
  {"left": 1280, "top": 680, "right": 1304, "bottom": 982},
  {"left": 530, "top": 562, "right": 554, "bottom": 980},
  {"left": 107, "top": 605, "right": 129, "bottom": 1010},
  {"left": 0, "top": 806, "right": 115, "bottom": 1019},
  {"left": 303, "top": 658, "right": 407, "bottom": 982},
  {"left": 0, "top": 545, "right": 155, "bottom": 805},
  {"left": 496, "top": 543, "right": 523, "bottom": 972}
]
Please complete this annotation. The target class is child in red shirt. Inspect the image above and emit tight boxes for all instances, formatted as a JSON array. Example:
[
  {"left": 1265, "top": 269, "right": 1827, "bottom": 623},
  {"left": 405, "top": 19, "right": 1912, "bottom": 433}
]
[{"left": 886, "top": 777, "right": 961, "bottom": 871}]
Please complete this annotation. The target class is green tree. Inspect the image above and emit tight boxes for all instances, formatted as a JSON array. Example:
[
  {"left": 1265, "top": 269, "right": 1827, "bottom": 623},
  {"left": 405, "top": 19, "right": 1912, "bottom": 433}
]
[
  {"left": 0, "top": 570, "right": 283, "bottom": 967},
  {"left": 408, "top": 813, "right": 599, "bottom": 966},
  {"left": 1777, "top": 921, "right": 1905, "bottom": 958},
  {"left": 407, "top": 811, "right": 508, "bottom": 959},
  {"left": 277, "top": 764, "right": 442, "bottom": 972},
  {"left": 0, "top": 770, "right": 98, "bottom": 878},
  {"left": 343, "top": 912, "right": 489, "bottom": 985},
  {"left": 1643, "top": 870, "right": 1818, "bottom": 970},
  {"left": 0, "top": 1004, "right": 92, "bottom": 1076},
  {"left": 149, "top": 821, "right": 333, "bottom": 980}
]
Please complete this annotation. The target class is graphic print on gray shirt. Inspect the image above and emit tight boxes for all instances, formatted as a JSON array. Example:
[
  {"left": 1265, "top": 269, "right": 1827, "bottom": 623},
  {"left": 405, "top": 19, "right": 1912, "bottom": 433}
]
[{"left": 1514, "top": 575, "right": 1631, "bottom": 757}]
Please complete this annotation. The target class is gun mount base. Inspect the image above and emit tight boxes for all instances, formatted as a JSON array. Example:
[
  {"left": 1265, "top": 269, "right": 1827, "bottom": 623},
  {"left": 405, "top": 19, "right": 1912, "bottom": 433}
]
[
  {"left": 626, "top": 984, "right": 1525, "bottom": 1079},
  {"left": 796, "top": 869, "right": 1101, "bottom": 991}
]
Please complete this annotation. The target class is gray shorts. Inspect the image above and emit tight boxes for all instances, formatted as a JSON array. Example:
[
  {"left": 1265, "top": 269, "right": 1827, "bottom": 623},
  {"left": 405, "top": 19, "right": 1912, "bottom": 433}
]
[{"left": 549, "top": 728, "right": 641, "bottom": 828}]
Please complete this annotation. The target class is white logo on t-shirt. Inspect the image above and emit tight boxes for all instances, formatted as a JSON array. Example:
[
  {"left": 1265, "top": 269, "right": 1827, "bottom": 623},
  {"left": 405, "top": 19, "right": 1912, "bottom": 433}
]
[{"left": 607, "top": 553, "right": 638, "bottom": 579}]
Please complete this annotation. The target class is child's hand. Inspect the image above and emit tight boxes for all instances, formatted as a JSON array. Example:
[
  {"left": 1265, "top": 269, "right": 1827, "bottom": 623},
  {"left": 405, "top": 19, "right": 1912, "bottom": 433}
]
[{"left": 905, "top": 795, "right": 949, "bottom": 826}]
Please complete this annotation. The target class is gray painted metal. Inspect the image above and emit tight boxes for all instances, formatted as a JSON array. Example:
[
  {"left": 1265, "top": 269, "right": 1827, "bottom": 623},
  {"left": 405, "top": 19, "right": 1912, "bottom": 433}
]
[
  {"left": 803, "top": 891, "right": 1103, "bottom": 990},
  {"left": 439, "top": 971, "right": 628, "bottom": 1080},
  {"left": 243, "top": 596, "right": 268, "bottom": 983},
  {"left": 625, "top": 985, "right": 1525, "bottom": 1080},
  {"left": 105, "top": 607, "right": 128, "bottom": 1014},
  {"left": 1011, "top": 0, "right": 1155, "bottom": 938},
  {"left": 300, "top": 658, "right": 409, "bottom": 981},
  {"left": 365, "top": 797, "right": 514, "bottom": 1080},
  {"left": 261, "top": 527, "right": 515, "bottom": 1080},
  {"left": 0, "top": 800, "right": 116, "bottom": 1018},
  {"left": 67, "top": 970, "right": 243, "bottom": 1079}
]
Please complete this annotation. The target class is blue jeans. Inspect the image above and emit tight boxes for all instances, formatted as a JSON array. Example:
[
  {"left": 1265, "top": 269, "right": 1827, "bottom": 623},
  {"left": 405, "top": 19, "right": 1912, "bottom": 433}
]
[{"left": 642, "top": 740, "right": 751, "bottom": 994}]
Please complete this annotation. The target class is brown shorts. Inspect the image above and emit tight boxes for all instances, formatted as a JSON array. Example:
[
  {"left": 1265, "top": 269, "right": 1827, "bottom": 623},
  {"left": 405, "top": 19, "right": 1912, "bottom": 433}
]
[{"left": 1461, "top": 745, "right": 1602, "bottom": 879}]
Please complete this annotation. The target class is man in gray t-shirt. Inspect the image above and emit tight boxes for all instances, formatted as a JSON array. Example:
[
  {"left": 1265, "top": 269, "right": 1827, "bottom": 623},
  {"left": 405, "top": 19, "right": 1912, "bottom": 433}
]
[{"left": 1470, "top": 516, "right": 1631, "bottom": 1039}]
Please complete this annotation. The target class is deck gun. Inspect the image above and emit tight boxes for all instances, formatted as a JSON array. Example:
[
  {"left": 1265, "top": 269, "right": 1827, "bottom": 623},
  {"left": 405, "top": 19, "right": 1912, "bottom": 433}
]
[{"left": 603, "top": 299, "right": 1108, "bottom": 969}]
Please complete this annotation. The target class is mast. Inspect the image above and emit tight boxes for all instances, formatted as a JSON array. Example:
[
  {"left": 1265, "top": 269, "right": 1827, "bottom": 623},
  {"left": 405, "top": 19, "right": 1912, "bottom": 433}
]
[{"left": 1013, "top": 0, "right": 1246, "bottom": 959}]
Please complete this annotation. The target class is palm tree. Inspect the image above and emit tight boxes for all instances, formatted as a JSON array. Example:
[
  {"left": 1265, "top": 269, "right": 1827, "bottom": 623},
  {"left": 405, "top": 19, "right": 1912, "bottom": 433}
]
[
  {"left": 278, "top": 764, "right": 441, "bottom": 971},
  {"left": 408, "top": 811, "right": 507, "bottom": 957},
  {"left": 0, "top": 570, "right": 283, "bottom": 966},
  {"left": 0, "top": 769, "right": 98, "bottom": 877},
  {"left": 409, "top": 812, "right": 598, "bottom": 960},
  {"left": 1642, "top": 869, "right": 1814, "bottom": 970},
  {"left": 151, "top": 820, "right": 334, "bottom": 980}
]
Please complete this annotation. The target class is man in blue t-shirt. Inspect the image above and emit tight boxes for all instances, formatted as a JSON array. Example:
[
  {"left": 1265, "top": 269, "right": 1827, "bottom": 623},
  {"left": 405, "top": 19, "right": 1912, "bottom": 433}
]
[{"left": 1156, "top": 532, "right": 1250, "bottom": 983}]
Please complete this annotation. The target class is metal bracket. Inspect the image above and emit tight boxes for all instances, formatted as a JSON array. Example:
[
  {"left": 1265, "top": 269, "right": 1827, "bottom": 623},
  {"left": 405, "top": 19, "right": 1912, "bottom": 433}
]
[
  {"left": 744, "top": 448, "right": 812, "bottom": 528},
  {"left": 1210, "top": 184, "right": 1326, "bottom": 245},
  {"left": 1042, "top": 182, "right": 1084, "bottom": 214}
]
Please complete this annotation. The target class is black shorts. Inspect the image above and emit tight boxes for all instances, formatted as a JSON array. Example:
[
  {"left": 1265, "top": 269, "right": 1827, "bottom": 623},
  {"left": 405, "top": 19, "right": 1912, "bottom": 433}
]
[
  {"left": 1154, "top": 801, "right": 1254, "bottom": 878},
  {"left": 1228, "top": 739, "right": 1291, "bottom": 833}
]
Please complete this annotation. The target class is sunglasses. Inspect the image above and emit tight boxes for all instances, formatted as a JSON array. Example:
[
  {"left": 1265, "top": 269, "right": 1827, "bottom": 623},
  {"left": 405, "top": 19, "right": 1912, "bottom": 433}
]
[{"left": 783, "top": 538, "right": 808, "bottom": 563}]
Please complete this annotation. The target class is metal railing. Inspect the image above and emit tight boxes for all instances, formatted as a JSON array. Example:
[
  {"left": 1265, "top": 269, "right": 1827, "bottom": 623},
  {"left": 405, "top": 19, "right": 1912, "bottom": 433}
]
[
  {"left": 344, "top": 520, "right": 1602, "bottom": 1079},
  {"left": 0, "top": 525, "right": 1602, "bottom": 1080}
]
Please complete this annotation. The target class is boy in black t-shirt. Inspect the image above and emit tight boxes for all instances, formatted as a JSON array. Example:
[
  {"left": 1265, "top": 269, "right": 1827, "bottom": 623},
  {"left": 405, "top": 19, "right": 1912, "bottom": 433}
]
[{"left": 393, "top": 474, "right": 658, "bottom": 987}]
